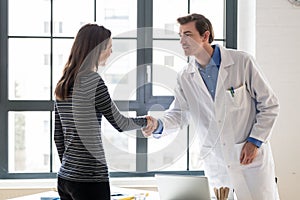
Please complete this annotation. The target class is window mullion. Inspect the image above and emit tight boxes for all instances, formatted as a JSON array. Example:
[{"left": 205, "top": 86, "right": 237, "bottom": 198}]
[
  {"left": 0, "top": 0, "right": 9, "bottom": 178},
  {"left": 136, "top": 0, "right": 153, "bottom": 172},
  {"left": 225, "top": 0, "right": 237, "bottom": 49}
]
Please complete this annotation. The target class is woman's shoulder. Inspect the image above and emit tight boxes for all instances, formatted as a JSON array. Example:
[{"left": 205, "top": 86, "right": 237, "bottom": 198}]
[{"left": 80, "top": 71, "right": 103, "bottom": 84}]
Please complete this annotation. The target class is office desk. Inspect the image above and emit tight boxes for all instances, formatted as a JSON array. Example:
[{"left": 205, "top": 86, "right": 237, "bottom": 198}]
[{"left": 7, "top": 186, "right": 160, "bottom": 200}]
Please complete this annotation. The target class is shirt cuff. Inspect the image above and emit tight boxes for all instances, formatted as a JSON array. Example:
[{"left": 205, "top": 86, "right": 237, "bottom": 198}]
[
  {"left": 153, "top": 119, "right": 163, "bottom": 139},
  {"left": 247, "top": 137, "right": 262, "bottom": 148}
]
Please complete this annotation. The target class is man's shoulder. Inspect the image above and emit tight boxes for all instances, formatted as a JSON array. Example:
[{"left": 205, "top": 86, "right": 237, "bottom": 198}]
[{"left": 220, "top": 45, "right": 253, "bottom": 59}]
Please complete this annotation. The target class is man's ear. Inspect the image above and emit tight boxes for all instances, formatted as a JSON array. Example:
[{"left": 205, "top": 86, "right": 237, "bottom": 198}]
[{"left": 202, "top": 30, "right": 210, "bottom": 42}]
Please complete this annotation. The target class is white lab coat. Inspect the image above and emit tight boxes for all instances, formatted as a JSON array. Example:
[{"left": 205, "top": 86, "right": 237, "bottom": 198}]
[{"left": 161, "top": 45, "right": 280, "bottom": 200}]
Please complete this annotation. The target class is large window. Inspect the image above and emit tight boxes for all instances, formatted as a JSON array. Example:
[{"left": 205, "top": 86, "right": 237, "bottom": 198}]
[{"left": 0, "top": 0, "right": 237, "bottom": 178}]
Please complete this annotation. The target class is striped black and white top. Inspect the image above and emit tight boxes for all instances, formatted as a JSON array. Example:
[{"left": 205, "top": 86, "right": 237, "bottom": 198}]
[{"left": 54, "top": 71, "right": 147, "bottom": 182}]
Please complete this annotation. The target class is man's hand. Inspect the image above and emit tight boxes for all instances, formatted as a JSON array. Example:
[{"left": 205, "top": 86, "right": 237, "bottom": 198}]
[
  {"left": 142, "top": 116, "right": 158, "bottom": 137},
  {"left": 240, "top": 142, "right": 258, "bottom": 165}
]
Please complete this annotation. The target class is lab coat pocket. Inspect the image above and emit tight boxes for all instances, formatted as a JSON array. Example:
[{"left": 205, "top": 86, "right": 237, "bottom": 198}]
[
  {"left": 226, "top": 84, "right": 247, "bottom": 108},
  {"left": 233, "top": 142, "right": 246, "bottom": 163},
  {"left": 234, "top": 142, "right": 264, "bottom": 169}
]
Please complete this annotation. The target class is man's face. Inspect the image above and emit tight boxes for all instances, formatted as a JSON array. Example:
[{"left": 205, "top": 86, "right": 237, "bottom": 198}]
[{"left": 179, "top": 21, "right": 204, "bottom": 56}]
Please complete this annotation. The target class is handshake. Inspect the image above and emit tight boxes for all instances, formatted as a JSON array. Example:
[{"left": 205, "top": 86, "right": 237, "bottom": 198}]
[{"left": 142, "top": 116, "right": 159, "bottom": 138}]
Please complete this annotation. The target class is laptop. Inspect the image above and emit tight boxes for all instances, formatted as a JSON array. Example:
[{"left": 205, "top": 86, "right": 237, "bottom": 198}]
[{"left": 155, "top": 174, "right": 212, "bottom": 200}]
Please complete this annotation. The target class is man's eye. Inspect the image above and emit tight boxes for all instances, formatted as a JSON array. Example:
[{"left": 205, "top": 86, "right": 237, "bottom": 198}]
[{"left": 179, "top": 33, "right": 192, "bottom": 38}]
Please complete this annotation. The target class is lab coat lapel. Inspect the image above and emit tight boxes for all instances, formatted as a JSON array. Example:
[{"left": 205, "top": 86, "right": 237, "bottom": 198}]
[
  {"left": 215, "top": 46, "right": 234, "bottom": 102},
  {"left": 214, "top": 46, "right": 234, "bottom": 131}
]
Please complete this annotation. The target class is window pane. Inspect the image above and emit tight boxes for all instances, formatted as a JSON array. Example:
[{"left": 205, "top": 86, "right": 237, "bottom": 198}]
[
  {"left": 52, "top": 39, "right": 74, "bottom": 99},
  {"left": 147, "top": 111, "right": 188, "bottom": 171},
  {"left": 212, "top": 40, "right": 225, "bottom": 47},
  {"left": 152, "top": 40, "right": 187, "bottom": 96},
  {"left": 190, "top": 0, "right": 224, "bottom": 39},
  {"left": 99, "top": 39, "right": 137, "bottom": 101},
  {"left": 53, "top": 0, "right": 94, "bottom": 37},
  {"left": 96, "top": 0, "right": 137, "bottom": 37},
  {"left": 8, "top": 112, "right": 50, "bottom": 173},
  {"left": 9, "top": 38, "right": 50, "bottom": 100},
  {"left": 52, "top": 111, "right": 60, "bottom": 173},
  {"left": 8, "top": 0, "right": 51, "bottom": 36},
  {"left": 102, "top": 112, "right": 137, "bottom": 172},
  {"left": 153, "top": 0, "right": 187, "bottom": 39}
]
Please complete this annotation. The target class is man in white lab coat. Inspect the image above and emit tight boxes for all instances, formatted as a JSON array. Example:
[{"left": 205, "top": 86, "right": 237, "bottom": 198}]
[{"left": 143, "top": 13, "right": 280, "bottom": 200}]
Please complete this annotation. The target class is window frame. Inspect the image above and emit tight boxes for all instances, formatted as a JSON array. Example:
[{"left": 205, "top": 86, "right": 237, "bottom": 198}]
[{"left": 0, "top": 0, "right": 237, "bottom": 179}]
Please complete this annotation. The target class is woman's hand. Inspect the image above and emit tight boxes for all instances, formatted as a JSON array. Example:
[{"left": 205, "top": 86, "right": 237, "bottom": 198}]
[{"left": 142, "top": 116, "right": 158, "bottom": 137}]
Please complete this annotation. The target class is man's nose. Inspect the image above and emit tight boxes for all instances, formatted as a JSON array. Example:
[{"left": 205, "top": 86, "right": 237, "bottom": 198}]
[{"left": 180, "top": 36, "right": 186, "bottom": 44}]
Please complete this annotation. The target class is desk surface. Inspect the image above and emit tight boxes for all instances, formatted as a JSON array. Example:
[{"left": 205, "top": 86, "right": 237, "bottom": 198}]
[{"left": 7, "top": 186, "right": 160, "bottom": 200}]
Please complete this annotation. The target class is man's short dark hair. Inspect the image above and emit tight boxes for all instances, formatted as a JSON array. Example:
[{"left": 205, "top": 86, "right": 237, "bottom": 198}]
[{"left": 177, "top": 13, "right": 214, "bottom": 44}]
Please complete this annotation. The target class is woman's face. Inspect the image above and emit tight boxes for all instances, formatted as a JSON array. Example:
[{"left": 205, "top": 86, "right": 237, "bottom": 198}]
[{"left": 98, "top": 38, "right": 112, "bottom": 66}]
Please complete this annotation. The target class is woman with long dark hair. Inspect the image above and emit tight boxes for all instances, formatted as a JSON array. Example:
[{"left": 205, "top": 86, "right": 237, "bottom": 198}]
[{"left": 54, "top": 24, "right": 149, "bottom": 200}]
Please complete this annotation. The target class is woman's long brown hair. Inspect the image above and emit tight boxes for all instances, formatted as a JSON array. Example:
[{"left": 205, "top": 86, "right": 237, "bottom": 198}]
[{"left": 54, "top": 24, "right": 111, "bottom": 100}]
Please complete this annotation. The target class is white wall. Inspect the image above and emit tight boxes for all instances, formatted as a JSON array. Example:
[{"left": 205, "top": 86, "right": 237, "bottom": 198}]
[
  {"left": 238, "top": 0, "right": 300, "bottom": 199},
  {"left": 237, "top": 0, "right": 256, "bottom": 56}
]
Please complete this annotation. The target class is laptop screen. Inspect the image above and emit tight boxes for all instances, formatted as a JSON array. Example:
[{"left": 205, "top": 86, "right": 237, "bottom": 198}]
[{"left": 155, "top": 174, "right": 211, "bottom": 200}]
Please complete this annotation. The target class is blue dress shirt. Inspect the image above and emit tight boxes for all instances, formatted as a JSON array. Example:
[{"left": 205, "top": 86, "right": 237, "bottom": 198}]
[{"left": 196, "top": 45, "right": 221, "bottom": 100}]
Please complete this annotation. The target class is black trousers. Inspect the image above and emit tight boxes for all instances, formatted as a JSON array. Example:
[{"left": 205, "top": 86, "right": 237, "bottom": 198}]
[{"left": 57, "top": 177, "right": 111, "bottom": 200}]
